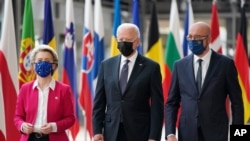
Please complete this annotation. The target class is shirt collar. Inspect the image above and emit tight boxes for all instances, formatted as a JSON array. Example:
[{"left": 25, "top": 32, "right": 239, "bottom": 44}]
[
  {"left": 32, "top": 79, "right": 56, "bottom": 90},
  {"left": 121, "top": 50, "right": 138, "bottom": 63},
  {"left": 194, "top": 48, "right": 212, "bottom": 63}
]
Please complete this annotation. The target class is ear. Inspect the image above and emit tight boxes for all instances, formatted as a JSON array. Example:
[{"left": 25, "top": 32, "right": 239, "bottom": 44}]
[
  {"left": 53, "top": 63, "right": 58, "bottom": 70},
  {"left": 31, "top": 62, "right": 35, "bottom": 70},
  {"left": 134, "top": 38, "right": 140, "bottom": 47}
]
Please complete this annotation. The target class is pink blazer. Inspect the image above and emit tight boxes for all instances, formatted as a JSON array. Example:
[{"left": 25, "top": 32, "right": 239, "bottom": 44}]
[{"left": 14, "top": 81, "right": 75, "bottom": 141}]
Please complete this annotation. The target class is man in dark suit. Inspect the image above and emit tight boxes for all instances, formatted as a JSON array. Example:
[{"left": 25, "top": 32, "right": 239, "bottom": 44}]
[
  {"left": 93, "top": 23, "right": 164, "bottom": 141},
  {"left": 165, "top": 22, "right": 244, "bottom": 141}
]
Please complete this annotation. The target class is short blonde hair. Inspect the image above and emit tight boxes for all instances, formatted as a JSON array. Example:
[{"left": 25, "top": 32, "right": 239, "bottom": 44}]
[{"left": 31, "top": 44, "right": 59, "bottom": 73}]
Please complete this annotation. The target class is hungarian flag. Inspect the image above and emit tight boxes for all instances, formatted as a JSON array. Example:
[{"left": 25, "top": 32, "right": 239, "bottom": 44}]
[
  {"left": 43, "top": 0, "right": 58, "bottom": 79},
  {"left": 163, "top": 0, "right": 182, "bottom": 103},
  {"left": 145, "top": 1, "right": 164, "bottom": 78},
  {"left": 79, "top": 0, "right": 94, "bottom": 140},
  {"left": 110, "top": 0, "right": 121, "bottom": 56},
  {"left": 132, "top": 0, "right": 143, "bottom": 54},
  {"left": 62, "top": 0, "right": 80, "bottom": 140},
  {"left": 18, "top": 0, "right": 36, "bottom": 88},
  {"left": 234, "top": 1, "right": 250, "bottom": 124},
  {"left": 0, "top": 0, "right": 20, "bottom": 140},
  {"left": 182, "top": 0, "right": 194, "bottom": 57}
]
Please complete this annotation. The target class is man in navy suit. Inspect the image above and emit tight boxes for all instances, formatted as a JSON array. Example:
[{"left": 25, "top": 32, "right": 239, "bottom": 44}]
[
  {"left": 165, "top": 21, "right": 244, "bottom": 141},
  {"left": 93, "top": 23, "right": 164, "bottom": 141}
]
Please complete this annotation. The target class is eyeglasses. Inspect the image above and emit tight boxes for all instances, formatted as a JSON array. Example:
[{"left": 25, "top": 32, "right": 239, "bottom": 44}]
[
  {"left": 117, "top": 38, "right": 137, "bottom": 43},
  {"left": 186, "top": 35, "right": 208, "bottom": 41}
]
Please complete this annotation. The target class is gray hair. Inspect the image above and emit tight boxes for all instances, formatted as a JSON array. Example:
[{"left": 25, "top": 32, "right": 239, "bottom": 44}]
[{"left": 116, "top": 23, "right": 140, "bottom": 38}]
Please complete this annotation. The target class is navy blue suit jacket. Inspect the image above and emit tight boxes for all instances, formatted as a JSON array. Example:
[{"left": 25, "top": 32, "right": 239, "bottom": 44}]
[
  {"left": 165, "top": 50, "right": 244, "bottom": 141},
  {"left": 93, "top": 54, "right": 164, "bottom": 141}
]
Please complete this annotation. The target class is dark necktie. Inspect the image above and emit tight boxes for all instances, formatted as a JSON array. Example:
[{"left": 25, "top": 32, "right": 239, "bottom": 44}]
[
  {"left": 120, "top": 60, "right": 130, "bottom": 94},
  {"left": 196, "top": 59, "right": 203, "bottom": 95}
]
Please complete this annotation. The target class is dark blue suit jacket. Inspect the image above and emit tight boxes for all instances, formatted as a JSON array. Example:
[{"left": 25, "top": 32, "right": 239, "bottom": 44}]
[
  {"left": 165, "top": 50, "right": 244, "bottom": 141},
  {"left": 93, "top": 54, "right": 164, "bottom": 141}
]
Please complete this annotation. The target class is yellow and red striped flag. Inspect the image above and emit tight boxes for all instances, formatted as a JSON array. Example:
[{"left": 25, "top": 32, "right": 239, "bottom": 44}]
[{"left": 234, "top": 0, "right": 250, "bottom": 124}]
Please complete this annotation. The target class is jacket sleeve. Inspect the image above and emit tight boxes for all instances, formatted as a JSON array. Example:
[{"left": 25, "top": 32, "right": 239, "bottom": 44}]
[{"left": 149, "top": 63, "right": 164, "bottom": 140}]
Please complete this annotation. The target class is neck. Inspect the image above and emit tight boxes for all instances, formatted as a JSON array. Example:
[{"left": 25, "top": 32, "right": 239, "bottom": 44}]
[
  {"left": 198, "top": 47, "right": 210, "bottom": 58},
  {"left": 37, "top": 76, "right": 52, "bottom": 90}
]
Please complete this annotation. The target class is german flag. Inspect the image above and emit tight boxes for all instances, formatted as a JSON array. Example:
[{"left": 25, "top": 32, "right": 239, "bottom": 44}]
[{"left": 234, "top": 1, "right": 250, "bottom": 124}]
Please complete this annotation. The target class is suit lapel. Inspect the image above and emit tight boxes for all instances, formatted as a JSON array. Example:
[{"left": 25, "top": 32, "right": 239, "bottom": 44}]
[
  {"left": 114, "top": 56, "right": 123, "bottom": 94},
  {"left": 201, "top": 51, "right": 218, "bottom": 94},
  {"left": 124, "top": 55, "right": 144, "bottom": 94},
  {"left": 186, "top": 55, "right": 199, "bottom": 96}
]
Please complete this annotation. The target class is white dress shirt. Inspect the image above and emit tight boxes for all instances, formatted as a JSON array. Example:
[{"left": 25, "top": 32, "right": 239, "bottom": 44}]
[
  {"left": 193, "top": 49, "right": 212, "bottom": 86},
  {"left": 31, "top": 79, "right": 57, "bottom": 132},
  {"left": 120, "top": 51, "right": 138, "bottom": 81}
]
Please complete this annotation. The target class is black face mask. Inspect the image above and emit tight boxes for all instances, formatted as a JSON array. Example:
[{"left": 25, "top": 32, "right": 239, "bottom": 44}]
[{"left": 117, "top": 41, "right": 134, "bottom": 56}]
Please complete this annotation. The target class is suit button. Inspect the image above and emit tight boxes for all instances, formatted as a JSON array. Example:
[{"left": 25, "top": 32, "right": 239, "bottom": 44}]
[{"left": 121, "top": 100, "right": 124, "bottom": 102}]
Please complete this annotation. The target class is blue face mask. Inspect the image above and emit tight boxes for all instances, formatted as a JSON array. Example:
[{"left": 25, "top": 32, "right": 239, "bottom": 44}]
[
  {"left": 188, "top": 40, "right": 205, "bottom": 55},
  {"left": 35, "top": 61, "right": 53, "bottom": 77}
]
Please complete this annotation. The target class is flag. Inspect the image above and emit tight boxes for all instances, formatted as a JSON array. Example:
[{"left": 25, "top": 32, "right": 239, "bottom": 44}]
[
  {"left": 145, "top": 1, "right": 164, "bottom": 77},
  {"left": 210, "top": 0, "right": 222, "bottom": 53},
  {"left": 93, "top": 0, "right": 105, "bottom": 91},
  {"left": 62, "top": 0, "right": 80, "bottom": 140},
  {"left": 234, "top": 0, "right": 250, "bottom": 124},
  {"left": 132, "top": 0, "right": 143, "bottom": 54},
  {"left": 79, "top": 0, "right": 94, "bottom": 140},
  {"left": 110, "top": 0, "right": 121, "bottom": 56},
  {"left": 210, "top": 0, "right": 231, "bottom": 117},
  {"left": 43, "top": 0, "right": 58, "bottom": 79},
  {"left": 182, "top": 0, "right": 194, "bottom": 57},
  {"left": 18, "top": 0, "right": 36, "bottom": 88},
  {"left": 0, "top": 0, "right": 20, "bottom": 140},
  {"left": 163, "top": 0, "right": 182, "bottom": 103}
]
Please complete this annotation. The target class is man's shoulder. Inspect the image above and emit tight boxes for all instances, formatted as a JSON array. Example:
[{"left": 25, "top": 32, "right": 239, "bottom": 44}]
[
  {"left": 103, "top": 55, "right": 120, "bottom": 64},
  {"left": 139, "top": 55, "right": 160, "bottom": 66},
  {"left": 176, "top": 54, "right": 192, "bottom": 64},
  {"left": 211, "top": 51, "right": 234, "bottom": 63}
]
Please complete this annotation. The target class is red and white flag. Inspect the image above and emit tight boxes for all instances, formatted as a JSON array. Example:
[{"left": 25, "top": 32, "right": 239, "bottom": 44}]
[
  {"left": 210, "top": 0, "right": 222, "bottom": 54},
  {"left": 79, "top": 0, "right": 94, "bottom": 140},
  {"left": 0, "top": 0, "right": 20, "bottom": 141},
  {"left": 210, "top": 0, "right": 231, "bottom": 117}
]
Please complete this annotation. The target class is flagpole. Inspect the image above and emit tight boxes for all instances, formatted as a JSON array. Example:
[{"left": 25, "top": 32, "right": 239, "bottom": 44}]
[
  {"left": 241, "top": 0, "right": 245, "bottom": 7},
  {"left": 14, "top": 0, "right": 22, "bottom": 56},
  {"left": 230, "top": 0, "right": 237, "bottom": 52}
]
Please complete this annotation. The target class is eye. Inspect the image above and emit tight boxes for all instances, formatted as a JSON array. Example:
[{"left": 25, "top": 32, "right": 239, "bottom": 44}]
[
  {"left": 186, "top": 35, "right": 208, "bottom": 40},
  {"left": 35, "top": 60, "right": 43, "bottom": 63}
]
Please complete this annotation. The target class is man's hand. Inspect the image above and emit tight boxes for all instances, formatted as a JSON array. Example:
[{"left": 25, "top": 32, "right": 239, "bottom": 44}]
[
  {"left": 166, "top": 135, "right": 177, "bottom": 141},
  {"left": 93, "top": 134, "right": 104, "bottom": 141},
  {"left": 148, "top": 139, "right": 156, "bottom": 141}
]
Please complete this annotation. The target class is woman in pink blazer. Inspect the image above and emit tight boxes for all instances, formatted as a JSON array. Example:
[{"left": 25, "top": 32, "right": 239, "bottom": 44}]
[{"left": 14, "top": 44, "right": 75, "bottom": 141}]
